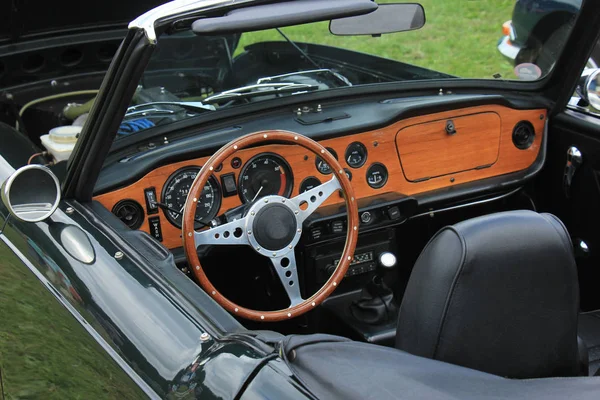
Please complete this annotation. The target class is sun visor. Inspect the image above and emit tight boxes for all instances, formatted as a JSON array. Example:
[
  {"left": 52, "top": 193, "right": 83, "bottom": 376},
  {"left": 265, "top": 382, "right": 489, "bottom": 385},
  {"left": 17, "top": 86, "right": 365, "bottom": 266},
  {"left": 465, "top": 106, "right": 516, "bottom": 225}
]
[{"left": 192, "top": 0, "right": 378, "bottom": 35}]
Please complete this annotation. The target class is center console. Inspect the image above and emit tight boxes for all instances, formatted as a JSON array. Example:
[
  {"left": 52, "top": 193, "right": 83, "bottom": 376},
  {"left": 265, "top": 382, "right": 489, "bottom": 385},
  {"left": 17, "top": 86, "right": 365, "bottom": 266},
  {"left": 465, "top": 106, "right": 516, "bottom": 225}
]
[
  {"left": 301, "top": 228, "right": 401, "bottom": 346},
  {"left": 297, "top": 193, "right": 416, "bottom": 345}
]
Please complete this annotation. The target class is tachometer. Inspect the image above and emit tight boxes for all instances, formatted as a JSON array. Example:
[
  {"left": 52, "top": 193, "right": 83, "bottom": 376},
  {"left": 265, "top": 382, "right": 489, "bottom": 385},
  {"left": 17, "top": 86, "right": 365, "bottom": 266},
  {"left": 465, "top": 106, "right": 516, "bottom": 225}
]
[
  {"left": 239, "top": 153, "right": 293, "bottom": 203},
  {"left": 162, "top": 167, "right": 221, "bottom": 228}
]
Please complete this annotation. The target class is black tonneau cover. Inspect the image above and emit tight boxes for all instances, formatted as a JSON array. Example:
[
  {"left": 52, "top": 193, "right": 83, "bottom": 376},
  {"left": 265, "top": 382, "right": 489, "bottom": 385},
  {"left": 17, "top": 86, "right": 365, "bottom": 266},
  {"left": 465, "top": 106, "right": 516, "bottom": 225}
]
[{"left": 282, "top": 334, "right": 600, "bottom": 400}]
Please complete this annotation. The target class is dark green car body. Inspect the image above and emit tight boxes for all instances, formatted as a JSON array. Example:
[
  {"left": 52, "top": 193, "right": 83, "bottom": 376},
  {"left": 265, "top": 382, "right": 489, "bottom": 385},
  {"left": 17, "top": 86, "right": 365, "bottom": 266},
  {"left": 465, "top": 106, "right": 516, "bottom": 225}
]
[{"left": 0, "top": 168, "right": 310, "bottom": 398}]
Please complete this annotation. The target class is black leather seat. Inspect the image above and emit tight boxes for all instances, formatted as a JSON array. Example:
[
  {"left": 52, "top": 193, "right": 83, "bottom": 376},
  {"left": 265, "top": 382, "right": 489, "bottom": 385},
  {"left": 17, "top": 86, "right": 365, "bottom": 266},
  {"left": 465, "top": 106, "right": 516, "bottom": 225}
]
[
  {"left": 579, "top": 310, "right": 600, "bottom": 375},
  {"left": 396, "top": 210, "right": 582, "bottom": 379}
]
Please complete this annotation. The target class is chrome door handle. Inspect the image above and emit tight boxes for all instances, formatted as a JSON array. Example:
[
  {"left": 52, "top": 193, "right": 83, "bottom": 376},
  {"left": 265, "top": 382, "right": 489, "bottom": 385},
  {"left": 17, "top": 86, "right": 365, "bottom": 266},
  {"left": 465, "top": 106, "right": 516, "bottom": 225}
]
[{"left": 564, "top": 146, "right": 583, "bottom": 198}]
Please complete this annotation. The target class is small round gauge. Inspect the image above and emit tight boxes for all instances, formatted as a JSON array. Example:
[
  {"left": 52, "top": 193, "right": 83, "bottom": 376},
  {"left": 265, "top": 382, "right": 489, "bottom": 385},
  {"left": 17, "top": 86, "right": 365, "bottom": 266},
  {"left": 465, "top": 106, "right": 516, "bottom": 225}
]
[
  {"left": 162, "top": 167, "right": 221, "bottom": 228},
  {"left": 239, "top": 153, "right": 293, "bottom": 203},
  {"left": 345, "top": 142, "right": 368, "bottom": 168},
  {"left": 344, "top": 168, "right": 353, "bottom": 181},
  {"left": 315, "top": 147, "right": 338, "bottom": 175},
  {"left": 366, "top": 163, "right": 388, "bottom": 189},
  {"left": 299, "top": 176, "right": 322, "bottom": 193}
]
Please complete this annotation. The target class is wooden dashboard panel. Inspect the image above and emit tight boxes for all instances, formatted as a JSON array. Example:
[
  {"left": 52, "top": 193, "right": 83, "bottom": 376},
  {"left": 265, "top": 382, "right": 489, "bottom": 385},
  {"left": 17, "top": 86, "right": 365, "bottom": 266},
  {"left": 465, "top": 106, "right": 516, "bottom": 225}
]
[
  {"left": 396, "top": 112, "right": 501, "bottom": 181},
  {"left": 95, "top": 105, "right": 546, "bottom": 249}
]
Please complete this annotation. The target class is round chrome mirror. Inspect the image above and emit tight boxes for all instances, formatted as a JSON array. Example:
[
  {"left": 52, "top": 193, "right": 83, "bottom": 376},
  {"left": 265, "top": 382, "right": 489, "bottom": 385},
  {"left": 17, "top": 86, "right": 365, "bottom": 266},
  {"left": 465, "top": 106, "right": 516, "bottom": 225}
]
[
  {"left": 583, "top": 69, "right": 600, "bottom": 111},
  {"left": 1, "top": 164, "right": 61, "bottom": 222}
]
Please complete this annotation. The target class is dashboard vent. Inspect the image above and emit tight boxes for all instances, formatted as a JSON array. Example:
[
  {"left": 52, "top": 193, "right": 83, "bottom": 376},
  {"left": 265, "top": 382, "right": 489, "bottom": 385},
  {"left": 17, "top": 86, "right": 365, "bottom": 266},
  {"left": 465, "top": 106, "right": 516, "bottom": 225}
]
[
  {"left": 512, "top": 121, "right": 535, "bottom": 150},
  {"left": 112, "top": 200, "right": 144, "bottom": 230}
]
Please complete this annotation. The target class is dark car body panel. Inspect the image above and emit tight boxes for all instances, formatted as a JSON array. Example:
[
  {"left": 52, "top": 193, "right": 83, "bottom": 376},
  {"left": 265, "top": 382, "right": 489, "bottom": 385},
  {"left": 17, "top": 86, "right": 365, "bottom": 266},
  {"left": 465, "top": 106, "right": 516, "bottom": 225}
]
[
  {"left": 0, "top": 192, "right": 311, "bottom": 397},
  {"left": 0, "top": 149, "right": 301, "bottom": 398},
  {"left": 0, "top": 233, "right": 149, "bottom": 399}
]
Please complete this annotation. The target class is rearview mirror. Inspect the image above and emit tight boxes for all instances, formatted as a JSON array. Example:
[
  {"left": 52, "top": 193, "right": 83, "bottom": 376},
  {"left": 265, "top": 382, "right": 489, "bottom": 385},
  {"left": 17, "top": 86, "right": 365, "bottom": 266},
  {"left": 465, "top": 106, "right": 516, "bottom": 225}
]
[
  {"left": 330, "top": 3, "right": 425, "bottom": 36},
  {"left": 1, "top": 165, "right": 61, "bottom": 223},
  {"left": 579, "top": 69, "right": 600, "bottom": 111}
]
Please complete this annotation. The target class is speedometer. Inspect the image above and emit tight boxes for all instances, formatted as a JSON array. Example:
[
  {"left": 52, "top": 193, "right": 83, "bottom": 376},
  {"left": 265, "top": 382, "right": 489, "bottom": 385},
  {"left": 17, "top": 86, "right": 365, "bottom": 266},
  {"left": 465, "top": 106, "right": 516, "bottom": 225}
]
[
  {"left": 238, "top": 153, "right": 293, "bottom": 203},
  {"left": 161, "top": 167, "right": 221, "bottom": 228}
]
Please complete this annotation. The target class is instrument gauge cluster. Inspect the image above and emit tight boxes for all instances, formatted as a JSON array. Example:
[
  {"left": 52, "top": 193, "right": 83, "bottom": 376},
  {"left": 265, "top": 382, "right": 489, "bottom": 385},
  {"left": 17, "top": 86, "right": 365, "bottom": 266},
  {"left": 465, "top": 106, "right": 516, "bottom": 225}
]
[
  {"left": 238, "top": 153, "right": 294, "bottom": 203},
  {"left": 157, "top": 143, "right": 386, "bottom": 238},
  {"left": 162, "top": 167, "right": 221, "bottom": 228}
]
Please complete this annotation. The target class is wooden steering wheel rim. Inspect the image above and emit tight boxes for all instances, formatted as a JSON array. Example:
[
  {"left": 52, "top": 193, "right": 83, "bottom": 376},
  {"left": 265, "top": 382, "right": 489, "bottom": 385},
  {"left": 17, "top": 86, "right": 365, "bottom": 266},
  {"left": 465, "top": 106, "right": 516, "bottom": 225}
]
[{"left": 182, "top": 130, "right": 359, "bottom": 322}]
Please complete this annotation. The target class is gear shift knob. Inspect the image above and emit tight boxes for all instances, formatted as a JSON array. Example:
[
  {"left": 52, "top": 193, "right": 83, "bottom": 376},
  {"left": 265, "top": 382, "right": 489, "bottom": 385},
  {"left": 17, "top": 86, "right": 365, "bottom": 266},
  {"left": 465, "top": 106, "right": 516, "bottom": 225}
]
[{"left": 378, "top": 252, "right": 397, "bottom": 270}]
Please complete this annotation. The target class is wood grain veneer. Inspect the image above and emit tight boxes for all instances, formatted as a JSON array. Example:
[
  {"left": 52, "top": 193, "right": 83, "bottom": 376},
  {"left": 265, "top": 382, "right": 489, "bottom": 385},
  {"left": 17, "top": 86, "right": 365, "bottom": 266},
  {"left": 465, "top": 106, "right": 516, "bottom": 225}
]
[
  {"left": 396, "top": 112, "right": 501, "bottom": 181},
  {"left": 95, "top": 105, "right": 546, "bottom": 249}
]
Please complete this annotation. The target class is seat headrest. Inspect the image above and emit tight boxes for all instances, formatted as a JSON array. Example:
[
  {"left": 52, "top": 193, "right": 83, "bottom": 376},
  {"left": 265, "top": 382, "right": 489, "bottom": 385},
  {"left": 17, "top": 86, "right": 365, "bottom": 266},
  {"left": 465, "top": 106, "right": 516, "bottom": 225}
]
[{"left": 396, "top": 210, "right": 580, "bottom": 379}]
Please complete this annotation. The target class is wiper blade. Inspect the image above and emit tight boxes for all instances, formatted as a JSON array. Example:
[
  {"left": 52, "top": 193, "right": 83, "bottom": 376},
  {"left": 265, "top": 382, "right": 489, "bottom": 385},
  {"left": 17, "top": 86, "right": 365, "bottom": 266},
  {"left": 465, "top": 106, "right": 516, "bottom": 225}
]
[
  {"left": 203, "top": 83, "right": 319, "bottom": 105},
  {"left": 257, "top": 69, "right": 352, "bottom": 87},
  {"left": 125, "top": 101, "right": 215, "bottom": 117}
]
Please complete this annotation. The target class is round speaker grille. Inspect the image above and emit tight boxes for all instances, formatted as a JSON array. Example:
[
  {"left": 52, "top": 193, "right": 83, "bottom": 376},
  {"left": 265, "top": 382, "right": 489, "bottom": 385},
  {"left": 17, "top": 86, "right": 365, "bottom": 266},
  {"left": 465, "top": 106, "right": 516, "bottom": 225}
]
[
  {"left": 112, "top": 200, "right": 144, "bottom": 230},
  {"left": 512, "top": 121, "right": 535, "bottom": 150}
]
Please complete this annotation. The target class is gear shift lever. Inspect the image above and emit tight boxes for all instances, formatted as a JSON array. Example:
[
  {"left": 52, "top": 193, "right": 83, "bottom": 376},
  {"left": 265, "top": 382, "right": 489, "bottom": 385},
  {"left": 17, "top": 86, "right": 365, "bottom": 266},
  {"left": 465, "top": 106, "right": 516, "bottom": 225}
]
[{"left": 349, "top": 251, "right": 398, "bottom": 325}]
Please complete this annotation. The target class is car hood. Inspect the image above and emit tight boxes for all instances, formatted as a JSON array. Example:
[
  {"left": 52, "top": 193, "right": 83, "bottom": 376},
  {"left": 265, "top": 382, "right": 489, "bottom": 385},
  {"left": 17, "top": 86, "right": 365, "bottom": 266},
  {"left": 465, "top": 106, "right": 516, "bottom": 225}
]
[{"left": 1, "top": 0, "right": 165, "bottom": 43}]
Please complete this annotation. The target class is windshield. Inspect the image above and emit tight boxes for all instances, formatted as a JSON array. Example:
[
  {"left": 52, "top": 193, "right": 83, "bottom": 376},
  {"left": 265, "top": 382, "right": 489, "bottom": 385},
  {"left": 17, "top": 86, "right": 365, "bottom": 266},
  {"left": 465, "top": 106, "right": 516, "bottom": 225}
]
[{"left": 116, "top": 0, "right": 581, "bottom": 139}]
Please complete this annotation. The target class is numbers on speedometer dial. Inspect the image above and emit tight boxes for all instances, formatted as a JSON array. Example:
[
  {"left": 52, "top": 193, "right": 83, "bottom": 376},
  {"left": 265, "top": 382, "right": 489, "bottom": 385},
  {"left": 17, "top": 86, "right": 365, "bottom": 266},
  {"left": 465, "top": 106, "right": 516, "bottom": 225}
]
[
  {"left": 239, "top": 153, "right": 294, "bottom": 203},
  {"left": 161, "top": 167, "right": 221, "bottom": 228}
]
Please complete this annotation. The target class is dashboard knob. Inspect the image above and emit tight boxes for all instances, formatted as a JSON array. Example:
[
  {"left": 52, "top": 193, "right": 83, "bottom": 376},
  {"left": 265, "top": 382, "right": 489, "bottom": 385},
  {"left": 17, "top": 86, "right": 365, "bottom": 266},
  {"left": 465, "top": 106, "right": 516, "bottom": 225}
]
[
  {"left": 325, "top": 264, "right": 336, "bottom": 276},
  {"left": 360, "top": 211, "right": 372, "bottom": 224},
  {"left": 378, "top": 252, "right": 397, "bottom": 269}
]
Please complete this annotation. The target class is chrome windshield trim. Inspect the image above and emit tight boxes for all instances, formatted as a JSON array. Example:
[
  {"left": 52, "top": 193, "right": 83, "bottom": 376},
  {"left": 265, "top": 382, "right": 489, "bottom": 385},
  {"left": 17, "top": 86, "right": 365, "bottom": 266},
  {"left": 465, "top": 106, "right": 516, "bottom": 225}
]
[{"left": 128, "top": 0, "right": 235, "bottom": 43}]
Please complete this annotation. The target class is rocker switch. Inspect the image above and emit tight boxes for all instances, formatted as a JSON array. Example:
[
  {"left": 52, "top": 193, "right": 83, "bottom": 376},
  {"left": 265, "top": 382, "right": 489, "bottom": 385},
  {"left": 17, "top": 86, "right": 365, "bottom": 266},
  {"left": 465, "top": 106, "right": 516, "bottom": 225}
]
[{"left": 144, "top": 188, "right": 159, "bottom": 214}]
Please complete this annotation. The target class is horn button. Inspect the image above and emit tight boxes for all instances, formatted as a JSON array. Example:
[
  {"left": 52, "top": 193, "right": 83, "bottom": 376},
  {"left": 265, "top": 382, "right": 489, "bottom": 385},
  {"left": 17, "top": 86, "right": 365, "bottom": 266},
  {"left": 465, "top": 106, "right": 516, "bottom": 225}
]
[{"left": 252, "top": 203, "right": 298, "bottom": 251}]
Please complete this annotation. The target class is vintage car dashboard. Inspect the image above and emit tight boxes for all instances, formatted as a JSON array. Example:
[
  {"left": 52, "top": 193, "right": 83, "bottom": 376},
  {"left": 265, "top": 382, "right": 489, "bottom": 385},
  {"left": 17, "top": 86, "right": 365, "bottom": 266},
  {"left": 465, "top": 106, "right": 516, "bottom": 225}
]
[{"left": 95, "top": 103, "right": 546, "bottom": 250}]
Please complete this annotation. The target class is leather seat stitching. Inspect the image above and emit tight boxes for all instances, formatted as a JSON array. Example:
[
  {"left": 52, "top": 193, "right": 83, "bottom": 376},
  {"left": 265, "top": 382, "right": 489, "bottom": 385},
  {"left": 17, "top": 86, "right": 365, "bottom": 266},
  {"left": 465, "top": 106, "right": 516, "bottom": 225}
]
[{"left": 432, "top": 226, "right": 468, "bottom": 359}]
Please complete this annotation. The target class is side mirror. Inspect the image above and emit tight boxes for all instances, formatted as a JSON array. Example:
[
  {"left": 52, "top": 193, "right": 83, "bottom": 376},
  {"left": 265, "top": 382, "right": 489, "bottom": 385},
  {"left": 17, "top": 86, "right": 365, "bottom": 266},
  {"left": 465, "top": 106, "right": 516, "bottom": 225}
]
[
  {"left": 330, "top": 3, "right": 425, "bottom": 36},
  {"left": 1, "top": 165, "right": 61, "bottom": 223},
  {"left": 577, "top": 69, "right": 600, "bottom": 111}
]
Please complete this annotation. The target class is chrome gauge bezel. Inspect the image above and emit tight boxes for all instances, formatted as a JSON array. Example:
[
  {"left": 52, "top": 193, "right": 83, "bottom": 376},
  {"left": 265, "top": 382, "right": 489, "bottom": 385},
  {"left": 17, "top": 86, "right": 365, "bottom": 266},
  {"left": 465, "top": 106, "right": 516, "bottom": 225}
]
[
  {"left": 161, "top": 166, "right": 222, "bottom": 228},
  {"left": 315, "top": 147, "right": 338, "bottom": 175},
  {"left": 345, "top": 142, "right": 368, "bottom": 168},
  {"left": 238, "top": 153, "right": 294, "bottom": 203}
]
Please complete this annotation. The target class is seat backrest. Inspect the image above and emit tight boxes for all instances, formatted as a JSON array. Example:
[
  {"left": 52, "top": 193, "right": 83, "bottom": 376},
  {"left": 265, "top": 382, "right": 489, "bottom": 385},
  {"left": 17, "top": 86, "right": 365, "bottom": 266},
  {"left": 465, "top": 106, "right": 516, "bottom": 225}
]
[{"left": 396, "top": 210, "right": 580, "bottom": 379}]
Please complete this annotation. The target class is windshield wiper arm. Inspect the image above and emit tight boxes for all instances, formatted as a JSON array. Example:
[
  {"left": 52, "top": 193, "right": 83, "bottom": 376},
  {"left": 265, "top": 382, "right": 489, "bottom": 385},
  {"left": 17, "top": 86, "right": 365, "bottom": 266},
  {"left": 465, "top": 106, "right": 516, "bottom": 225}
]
[
  {"left": 203, "top": 83, "right": 319, "bottom": 105},
  {"left": 125, "top": 101, "right": 215, "bottom": 117},
  {"left": 257, "top": 69, "right": 352, "bottom": 87}
]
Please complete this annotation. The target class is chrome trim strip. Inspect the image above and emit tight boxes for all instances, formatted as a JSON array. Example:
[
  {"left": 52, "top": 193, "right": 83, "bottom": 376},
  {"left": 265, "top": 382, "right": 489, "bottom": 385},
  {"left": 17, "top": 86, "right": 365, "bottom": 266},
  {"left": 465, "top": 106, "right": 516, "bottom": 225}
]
[
  {"left": 410, "top": 187, "right": 523, "bottom": 220},
  {"left": 129, "top": 0, "right": 235, "bottom": 43},
  {"left": 0, "top": 234, "right": 161, "bottom": 399}
]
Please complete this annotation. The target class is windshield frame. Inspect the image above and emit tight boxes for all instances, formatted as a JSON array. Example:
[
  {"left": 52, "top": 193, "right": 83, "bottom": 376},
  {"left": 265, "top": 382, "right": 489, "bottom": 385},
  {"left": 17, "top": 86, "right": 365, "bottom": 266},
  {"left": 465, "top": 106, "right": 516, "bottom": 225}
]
[{"left": 63, "top": 0, "right": 600, "bottom": 202}]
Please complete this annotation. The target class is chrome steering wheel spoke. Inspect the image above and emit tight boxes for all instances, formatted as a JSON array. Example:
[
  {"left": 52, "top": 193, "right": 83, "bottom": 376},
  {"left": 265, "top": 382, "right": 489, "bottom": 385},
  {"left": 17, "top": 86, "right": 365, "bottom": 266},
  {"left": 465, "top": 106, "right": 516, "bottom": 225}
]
[
  {"left": 268, "top": 251, "right": 304, "bottom": 307},
  {"left": 290, "top": 176, "right": 342, "bottom": 224},
  {"left": 194, "top": 218, "right": 249, "bottom": 247}
]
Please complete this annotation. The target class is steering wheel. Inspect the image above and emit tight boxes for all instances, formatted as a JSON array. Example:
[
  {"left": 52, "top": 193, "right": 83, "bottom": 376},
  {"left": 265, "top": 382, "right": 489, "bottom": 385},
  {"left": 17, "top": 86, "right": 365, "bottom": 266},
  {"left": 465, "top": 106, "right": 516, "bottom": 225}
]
[{"left": 183, "top": 130, "right": 359, "bottom": 321}]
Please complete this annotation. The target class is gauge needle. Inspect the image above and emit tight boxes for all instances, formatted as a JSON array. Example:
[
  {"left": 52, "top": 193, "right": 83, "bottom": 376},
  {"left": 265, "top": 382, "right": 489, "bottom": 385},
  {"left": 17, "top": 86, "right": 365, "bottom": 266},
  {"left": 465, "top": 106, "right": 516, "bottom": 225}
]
[
  {"left": 252, "top": 186, "right": 264, "bottom": 202},
  {"left": 152, "top": 201, "right": 207, "bottom": 226}
]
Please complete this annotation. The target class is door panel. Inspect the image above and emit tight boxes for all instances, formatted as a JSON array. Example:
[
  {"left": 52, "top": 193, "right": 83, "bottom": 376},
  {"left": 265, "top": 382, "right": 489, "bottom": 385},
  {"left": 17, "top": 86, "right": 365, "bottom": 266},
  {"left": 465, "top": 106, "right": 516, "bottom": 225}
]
[
  {"left": 535, "top": 110, "right": 600, "bottom": 311},
  {"left": 0, "top": 237, "right": 148, "bottom": 399}
]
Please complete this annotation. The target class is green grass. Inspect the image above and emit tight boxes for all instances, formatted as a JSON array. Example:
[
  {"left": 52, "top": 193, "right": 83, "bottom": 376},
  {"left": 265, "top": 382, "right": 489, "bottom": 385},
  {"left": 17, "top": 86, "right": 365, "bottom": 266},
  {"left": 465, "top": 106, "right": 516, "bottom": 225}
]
[{"left": 237, "top": 0, "right": 517, "bottom": 80}]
